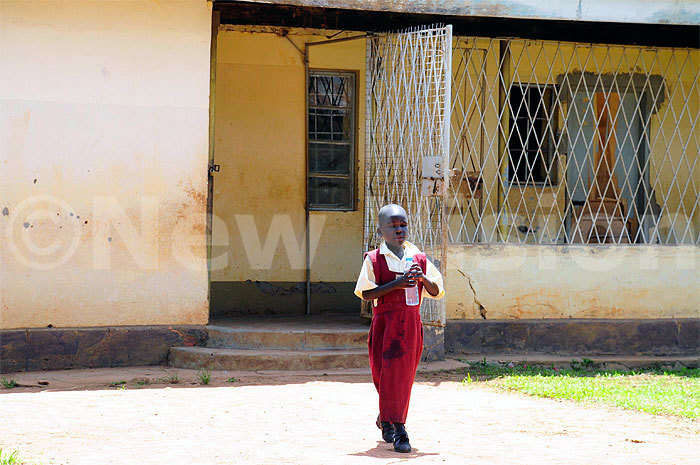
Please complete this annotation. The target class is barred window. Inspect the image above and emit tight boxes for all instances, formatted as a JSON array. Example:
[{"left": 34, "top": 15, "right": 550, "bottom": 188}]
[
  {"left": 508, "top": 85, "right": 557, "bottom": 186},
  {"left": 307, "top": 71, "right": 355, "bottom": 210}
]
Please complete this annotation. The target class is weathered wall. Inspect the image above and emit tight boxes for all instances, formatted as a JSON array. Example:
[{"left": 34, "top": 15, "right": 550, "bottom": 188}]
[
  {"left": 446, "top": 244, "right": 700, "bottom": 319},
  {"left": 0, "top": 0, "right": 212, "bottom": 329},
  {"left": 210, "top": 25, "right": 366, "bottom": 314}
]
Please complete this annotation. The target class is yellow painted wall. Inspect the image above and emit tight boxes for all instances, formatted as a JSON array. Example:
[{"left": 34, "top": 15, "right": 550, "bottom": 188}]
[
  {"left": 446, "top": 244, "right": 700, "bottom": 319},
  {"left": 0, "top": 0, "right": 212, "bottom": 329},
  {"left": 211, "top": 26, "right": 366, "bottom": 284},
  {"left": 647, "top": 49, "right": 700, "bottom": 242}
]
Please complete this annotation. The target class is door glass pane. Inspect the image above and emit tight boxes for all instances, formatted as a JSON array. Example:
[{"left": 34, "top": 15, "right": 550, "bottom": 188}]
[
  {"left": 308, "top": 177, "right": 352, "bottom": 209},
  {"left": 309, "top": 143, "right": 351, "bottom": 175}
]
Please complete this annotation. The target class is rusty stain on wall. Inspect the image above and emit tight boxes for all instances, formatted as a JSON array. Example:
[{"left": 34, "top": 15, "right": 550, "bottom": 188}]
[{"left": 168, "top": 327, "right": 198, "bottom": 346}]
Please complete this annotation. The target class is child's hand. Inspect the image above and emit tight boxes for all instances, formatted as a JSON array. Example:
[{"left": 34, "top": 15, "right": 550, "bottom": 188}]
[
  {"left": 409, "top": 263, "right": 425, "bottom": 282},
  {"left": 396, "top": 269, "right": 418, "bottom": 288}
]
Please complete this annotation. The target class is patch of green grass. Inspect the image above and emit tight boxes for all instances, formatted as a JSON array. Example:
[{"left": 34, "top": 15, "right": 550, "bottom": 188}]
[
  {"left": 0, "top": 448, "right": 42, "bottom": 465},
  {"left": 226, "top": 377, "right": 239, "bottom": 383},
  {"left": 135, "top": 378, "right": 150, "bottom": 386},
  {"left": 495, "top": 372, "right": 700, "bottom": 418},
  {"left": 110, "top": 380, "right": 127, "bottom": 386},
  {"left": 457, "top": 360, "right": 700, "bottom": 419},
  {"left": 570, "top": 358, "right": 595, "bottom": 370},
  {"left": 197, "top": 369, "right": 211, "bottom": 385},
  {"left": 0, "top": 449, "right": 23, "bottom": 465},
  {"left": 1, "top": 378, "right": 18, "bottom": 389},
  {"left": 461, "top": 373, "right": 476, "bottom": 385},
  {"left": 161, "top": 373, "right": 180, "bottom": 384}
]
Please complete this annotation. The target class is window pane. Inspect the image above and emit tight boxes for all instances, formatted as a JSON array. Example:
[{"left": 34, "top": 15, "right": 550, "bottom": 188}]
[
  {"left": 309, "top": 143, "right": 351, "bottom": 175},
  {"left": 309, "top": 109, "right": 351, "bottom": 141},
  {"left": 308, "top": 75, "right": 351, "bottom": 107},
  {"left": 309, "top": 176, "right": 352, "bottom": 209},
  {"left": 508, "top": 85, "right": 556, "bottom": 184}
]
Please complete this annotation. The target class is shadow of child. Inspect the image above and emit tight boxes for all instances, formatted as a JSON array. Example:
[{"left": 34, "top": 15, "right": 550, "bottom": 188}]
[{"left": 349, "top": 441, "right": 440, "bottom": 459}]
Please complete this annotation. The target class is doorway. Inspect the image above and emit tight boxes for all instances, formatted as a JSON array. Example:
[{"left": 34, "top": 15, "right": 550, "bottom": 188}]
[
  {"left": 566, "top": 90, "right": 645, "bottom": 243},
  {"left": 207, "top": 25, "right": 367, "bottom": 317}
]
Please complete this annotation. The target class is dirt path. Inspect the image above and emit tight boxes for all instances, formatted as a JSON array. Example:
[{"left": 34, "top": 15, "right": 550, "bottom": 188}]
[{"left": 1, "top": 367, "right": 697, "bottom": 465}]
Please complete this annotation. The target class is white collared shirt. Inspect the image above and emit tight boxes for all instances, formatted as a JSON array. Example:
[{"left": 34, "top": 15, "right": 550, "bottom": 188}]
[{"left": 354, "top": 241, "right": 445, "bottom": 303}]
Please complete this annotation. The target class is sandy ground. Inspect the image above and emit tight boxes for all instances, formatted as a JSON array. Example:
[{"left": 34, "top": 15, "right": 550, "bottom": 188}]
[{"left": 1, "top": 366, "right": 698, "bottom": 465}]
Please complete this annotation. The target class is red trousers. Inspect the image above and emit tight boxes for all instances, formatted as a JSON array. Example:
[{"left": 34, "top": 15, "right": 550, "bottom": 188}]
[{"left": 368, "top": 307, "right": 423, "bottom": 424}]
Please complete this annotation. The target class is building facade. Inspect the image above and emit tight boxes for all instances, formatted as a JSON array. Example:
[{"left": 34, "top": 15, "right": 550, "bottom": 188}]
[{"left": 1, "top": 0, "right": 698, "bottom": 371}]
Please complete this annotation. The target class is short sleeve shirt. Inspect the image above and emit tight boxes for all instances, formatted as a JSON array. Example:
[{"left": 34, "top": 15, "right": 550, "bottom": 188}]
[{"left": 354, "top": 241, "right": 445, "bottom": 304}]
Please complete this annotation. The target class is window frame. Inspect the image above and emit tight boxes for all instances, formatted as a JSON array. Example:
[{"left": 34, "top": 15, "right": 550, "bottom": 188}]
[
  {"left": 506, "top": 83, "right": 559, "bottom": 188},
  {"left": 307, "top": 69, "right": 357, "bottom": 211}
]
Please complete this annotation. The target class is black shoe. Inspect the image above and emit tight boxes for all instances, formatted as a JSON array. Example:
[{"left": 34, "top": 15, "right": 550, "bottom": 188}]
[
  {"left": 375, "top": 415, "right": 395, "bottom": 443},
  {"left": 393, "top": 424, "right": 411, "bottom": 453},
  {"left": 380, "top": 421, "right": 395, "bottom": 443}
]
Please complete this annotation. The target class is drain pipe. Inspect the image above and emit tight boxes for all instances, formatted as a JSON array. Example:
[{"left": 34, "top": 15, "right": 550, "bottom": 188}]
[
  {"left": 304, "top": 41, "right": 311, "bottom": 315},
  {"left": 283, "top": 32, "right": 312, "bottom": 316}
]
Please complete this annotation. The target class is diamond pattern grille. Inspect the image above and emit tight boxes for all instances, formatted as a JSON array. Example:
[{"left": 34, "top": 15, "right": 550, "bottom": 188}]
[
  {"left": 449, "top": 38, "right": 699, "bottom": 245},
  {"left": 364, "top": 25, "right": 452, "bottom": 325}
]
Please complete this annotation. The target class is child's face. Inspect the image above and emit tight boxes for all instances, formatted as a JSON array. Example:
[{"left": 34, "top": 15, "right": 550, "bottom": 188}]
[{"left": 378, "top": 212, "right": 409, "bottom": 248}]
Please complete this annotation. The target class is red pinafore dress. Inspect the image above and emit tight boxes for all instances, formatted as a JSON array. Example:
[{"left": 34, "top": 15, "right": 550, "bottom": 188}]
[{"left": 366, "top": 249, "right": 426, "bottom": 424}]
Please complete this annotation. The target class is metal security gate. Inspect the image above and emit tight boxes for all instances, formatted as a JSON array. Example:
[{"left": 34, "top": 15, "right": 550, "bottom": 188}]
[
  {"left": 363, "top": 32, "right": 698, "bottom": 319},
  {"left": 448, "top": 38, "right": 699, "bottom": 245},
  {"left": 363, "top": 25, "right": 452, "bottom": 326}
]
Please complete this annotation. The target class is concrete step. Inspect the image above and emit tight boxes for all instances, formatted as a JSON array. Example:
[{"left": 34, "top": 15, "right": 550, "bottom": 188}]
[
  {"left": 206, "top": 325, "right": 367, "bottom": 350},
  {"left": 169, "top": 347, "right": 369, "bottom": 371}
]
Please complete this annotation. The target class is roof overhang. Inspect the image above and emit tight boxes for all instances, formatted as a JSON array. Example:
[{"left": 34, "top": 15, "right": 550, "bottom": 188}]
[
  {"left": 225, "top": 0, "right": 700, "bottom": 26},
  {"left": 215, "top": 1, "right": 699, "bottom": 48}
]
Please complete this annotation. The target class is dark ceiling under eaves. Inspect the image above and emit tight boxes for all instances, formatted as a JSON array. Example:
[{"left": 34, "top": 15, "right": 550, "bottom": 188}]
[{"left": 214, "top": 1, "right": 699, "bottom": 48}]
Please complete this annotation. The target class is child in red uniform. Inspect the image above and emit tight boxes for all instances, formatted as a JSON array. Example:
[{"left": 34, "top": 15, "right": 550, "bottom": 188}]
[{"left": 354, "top": 204, "right": 444, "bottom": 453}]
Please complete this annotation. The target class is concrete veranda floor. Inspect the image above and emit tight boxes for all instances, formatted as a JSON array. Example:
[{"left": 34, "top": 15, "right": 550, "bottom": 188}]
[{"left": 0, "top": 366, "right": 697, "bottom": 465}]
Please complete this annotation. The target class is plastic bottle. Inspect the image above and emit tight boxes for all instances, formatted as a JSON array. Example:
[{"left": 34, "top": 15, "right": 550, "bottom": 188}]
[{"left": 404, "top": 256, "right": 420, "bottom": 306}]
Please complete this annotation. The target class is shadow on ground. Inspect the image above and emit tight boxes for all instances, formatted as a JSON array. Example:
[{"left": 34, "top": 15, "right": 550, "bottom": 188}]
[{"left": 350, "top": 441, "right": 440, "bottom": 459}]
